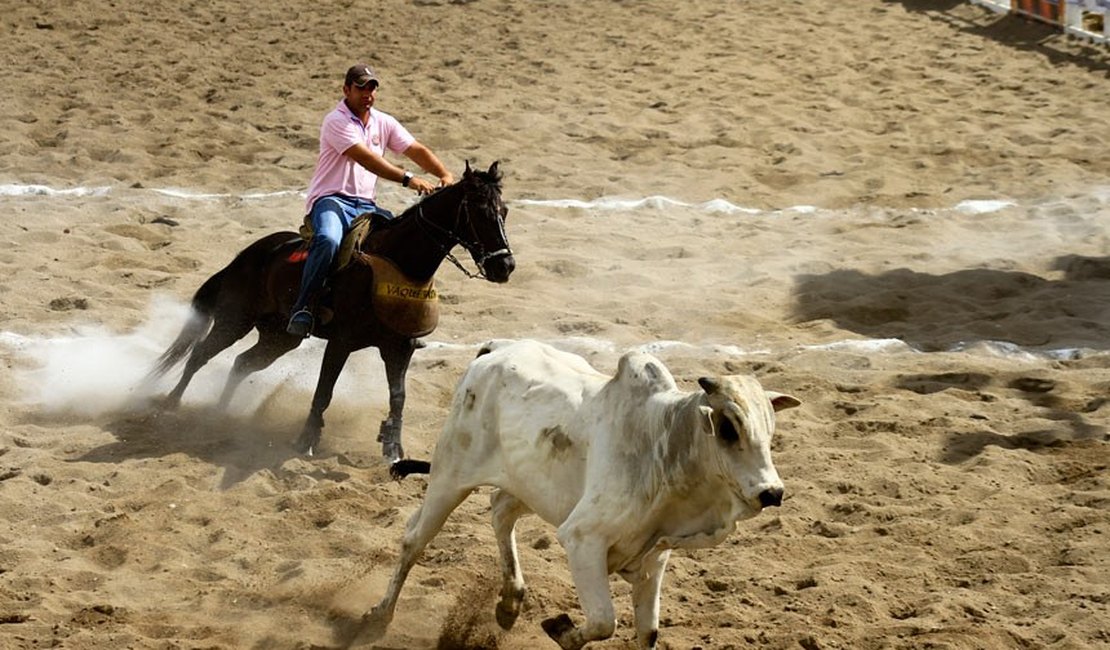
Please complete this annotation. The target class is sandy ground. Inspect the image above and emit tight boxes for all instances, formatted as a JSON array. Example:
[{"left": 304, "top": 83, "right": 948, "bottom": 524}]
[{"left": 1, "top": 1, "right": 1108, "bottom": 648}]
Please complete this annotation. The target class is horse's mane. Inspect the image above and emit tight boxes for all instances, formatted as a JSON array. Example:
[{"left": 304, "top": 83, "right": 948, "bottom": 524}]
[{"left": 391, "top": 164, "right": 503, "bottom": 223}]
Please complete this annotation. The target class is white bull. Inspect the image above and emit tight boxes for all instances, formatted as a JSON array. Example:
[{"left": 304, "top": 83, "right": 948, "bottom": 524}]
[{"left": 357, "top": 339, "right": 800, "bottom": 649}]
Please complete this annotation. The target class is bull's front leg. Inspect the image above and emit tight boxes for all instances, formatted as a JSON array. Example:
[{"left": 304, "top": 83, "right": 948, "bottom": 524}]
[
  {"left": 295, "top": 342, "right": 352, "bottom": 455},
  {"left": 624, "top": 550, "right": 670, "bottom": 649},
  {"left": 377, "top": 342, "right": 415, "bottom": 462},
  {"left": 544, "top": 528, "right": 616, "bottom": 650}
]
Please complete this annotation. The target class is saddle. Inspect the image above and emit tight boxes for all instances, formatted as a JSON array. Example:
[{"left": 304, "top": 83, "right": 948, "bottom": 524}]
[
  {"left": 299, "top": 213, "right": 375, "bottom": 273},
  {"left": 299, "top": 213, "right": 439, "bottom": 338}
]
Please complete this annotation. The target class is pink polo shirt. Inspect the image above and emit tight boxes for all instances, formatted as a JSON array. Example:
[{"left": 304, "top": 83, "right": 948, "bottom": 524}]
[{"left": 304, "top": 101, "right": 416, "bottom": 212}]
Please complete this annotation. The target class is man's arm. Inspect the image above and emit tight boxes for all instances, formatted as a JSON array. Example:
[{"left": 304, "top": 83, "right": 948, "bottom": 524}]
[
  {"left": 343, "top": 143, "right": 436, "bottom": 194},
  {"left": 403, "top": 142, "right": 454, "bottom": 187}
]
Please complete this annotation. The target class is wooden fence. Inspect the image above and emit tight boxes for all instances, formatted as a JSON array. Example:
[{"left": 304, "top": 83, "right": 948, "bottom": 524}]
[{"left": 970, "top": 0, "right": 1109, "bottom": 43}]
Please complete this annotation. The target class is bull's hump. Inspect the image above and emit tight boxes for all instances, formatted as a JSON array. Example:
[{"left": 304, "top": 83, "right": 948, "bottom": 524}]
[{"left": 615, "top": 351, "right": 677, "bottom": 393}]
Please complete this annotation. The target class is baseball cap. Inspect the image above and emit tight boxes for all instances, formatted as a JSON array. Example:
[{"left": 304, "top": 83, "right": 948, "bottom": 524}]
[{"left": 345, "top": 64, "right": 380, "bottom": 88}]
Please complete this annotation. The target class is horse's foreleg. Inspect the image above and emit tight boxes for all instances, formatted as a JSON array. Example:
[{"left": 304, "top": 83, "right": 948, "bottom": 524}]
[
  {"left": 217, "top": 329, "right": 302, "bottom": 411},
  {"left": 378, "top": 343, "right": 416, "bottom": 462},
  {"left": 295, "top": 342, "right": 352, "bottom": 455}
]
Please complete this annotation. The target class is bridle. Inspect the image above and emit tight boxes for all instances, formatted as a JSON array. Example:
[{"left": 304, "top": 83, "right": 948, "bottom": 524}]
[{"left": 413, "top": 184, "right": 512, "bottom": 280}]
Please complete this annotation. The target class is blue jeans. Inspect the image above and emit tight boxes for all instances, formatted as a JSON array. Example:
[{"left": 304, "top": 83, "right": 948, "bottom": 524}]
[{"left": 291, "top": 195, "right": 394, "bottom": 314}]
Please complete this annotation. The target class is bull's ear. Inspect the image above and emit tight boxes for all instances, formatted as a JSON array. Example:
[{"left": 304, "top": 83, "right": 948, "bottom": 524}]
[
  {"left": 697, "top": 377, "right": 721, "bottom": 395},
  {"left": 767, "top": 392, "right": 801, "bottom": 412},
  {"left": 698, "top": 405, "right": 715, "bottom": 436}
]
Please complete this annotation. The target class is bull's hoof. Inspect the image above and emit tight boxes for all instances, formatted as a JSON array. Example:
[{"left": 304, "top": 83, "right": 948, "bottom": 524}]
[
  {"left": 333, "top": 606, "right": 389, "bottom": 647},
  {"left": 495, "top": 597, "right": 522, "bottom": 630},
  {"left": 389, "top": 459, "right": 431, "bottom": 480},
  {"left": 495, "top": 602, "right": 515, "bottom": 631},
  {"left": 541, "top": 613, "right": 581, "bottom": 649}
]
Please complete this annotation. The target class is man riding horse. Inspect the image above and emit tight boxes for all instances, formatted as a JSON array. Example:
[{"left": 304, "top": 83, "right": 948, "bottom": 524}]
[
  {"left": 288, "top": 63, "right": 455, "bottom": 338},
  {"left": 145, "top": 62, "right": 514, "bottom": 461}
]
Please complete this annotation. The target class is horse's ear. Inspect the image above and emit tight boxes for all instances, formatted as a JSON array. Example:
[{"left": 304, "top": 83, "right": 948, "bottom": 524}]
[
  {"left": 488, "top": 161, "right": 500, "bottom": 177},
  {"left": 464, "top": 160, "right": 473, "bottom": 177}
]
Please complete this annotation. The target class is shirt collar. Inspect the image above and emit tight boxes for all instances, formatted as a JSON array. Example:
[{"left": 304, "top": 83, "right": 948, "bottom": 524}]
[{"left": 338, "top": 100, "right": 374, "bottom": 126}]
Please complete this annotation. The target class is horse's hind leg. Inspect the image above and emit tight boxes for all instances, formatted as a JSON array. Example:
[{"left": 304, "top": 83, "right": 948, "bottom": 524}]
[
  {"left": 216, "top": 328, "right": 303, "bottom": 410},
  {"left": 491, "top": 489, "right": 529, "bottom": 630},
  {"left": 295, "top": 341, "right": 352, "bottom": 455},
  {"left": 164, "top": 316, "right": 253, "bottom": 408}
]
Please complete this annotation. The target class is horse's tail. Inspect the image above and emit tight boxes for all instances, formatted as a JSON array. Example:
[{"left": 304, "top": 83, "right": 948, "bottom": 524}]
[
  {"left": 146, "top": 232, "right": 302, "bottom": 381},
  {"left": 389, "top": 459, "right": 431, "bottom": 479},
  {"left": 146, "top": 269, "right": 226, "bottom": 379}
]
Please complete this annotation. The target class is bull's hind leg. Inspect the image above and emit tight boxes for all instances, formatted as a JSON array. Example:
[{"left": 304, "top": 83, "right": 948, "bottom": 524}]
[
  {"left": 164, "top": 316, "right": 254, "bottom": 408},
  {"left": 357, "top": 481, "right": 475, "bottom": 641},
  {"left": 216, "top": 328, "right": 303, "bottom": 410},
  {"left": 490, "top": 489, "right": 530, "bottom": 630}
]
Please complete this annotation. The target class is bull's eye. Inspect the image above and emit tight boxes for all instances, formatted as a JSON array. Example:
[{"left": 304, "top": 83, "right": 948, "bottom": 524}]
[{"left": 718, "top": 415, "right": 741, "bottom": 444}]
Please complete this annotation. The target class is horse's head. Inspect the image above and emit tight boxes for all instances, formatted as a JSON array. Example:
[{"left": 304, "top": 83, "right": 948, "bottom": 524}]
[{"left": 451, "top": 161, "right": 515, "bottom": 283}]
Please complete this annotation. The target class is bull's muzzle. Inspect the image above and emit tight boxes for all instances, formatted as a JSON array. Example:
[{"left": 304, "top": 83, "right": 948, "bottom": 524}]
[{"left": 758, "top": 487, "right": 784, "bottom": 509}]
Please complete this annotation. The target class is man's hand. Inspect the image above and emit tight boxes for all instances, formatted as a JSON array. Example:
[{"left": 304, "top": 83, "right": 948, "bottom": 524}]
[
  {"left": 401, "top": 142, "right": 453, "bottom": 192},
  {"left": 409, "top": 176, "right": 436, "bottom": 196}
]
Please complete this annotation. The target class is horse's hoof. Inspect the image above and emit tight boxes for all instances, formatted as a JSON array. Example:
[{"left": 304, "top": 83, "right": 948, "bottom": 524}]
[
  {"left": 294, "top": 433, "right": 319, "bottom": 456},
  {"left": 381, "top": 441, "right": 404, "bottom": 463},
  {"left": 155, "top": 395, "right": 182, "bottom": 411}
]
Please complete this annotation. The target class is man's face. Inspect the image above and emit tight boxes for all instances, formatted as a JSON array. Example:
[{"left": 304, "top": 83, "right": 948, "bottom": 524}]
[{"left": 343, "top": 82, "right": 378, "bottom": 113}]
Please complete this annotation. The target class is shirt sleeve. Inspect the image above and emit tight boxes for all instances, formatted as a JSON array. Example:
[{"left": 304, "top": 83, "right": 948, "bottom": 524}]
[{"left": 379, "top": 112, "right": 416, "bottom": 154}]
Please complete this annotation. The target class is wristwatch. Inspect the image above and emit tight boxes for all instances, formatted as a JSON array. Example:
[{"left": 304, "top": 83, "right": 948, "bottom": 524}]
[{"left": 401, "top": 171, "right": 414, "bottom": 187}]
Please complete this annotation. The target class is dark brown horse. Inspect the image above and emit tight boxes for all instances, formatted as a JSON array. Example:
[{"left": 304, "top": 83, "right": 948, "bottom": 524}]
[{"left": 146, "top": 161, "right": 514, "bottom": 461}]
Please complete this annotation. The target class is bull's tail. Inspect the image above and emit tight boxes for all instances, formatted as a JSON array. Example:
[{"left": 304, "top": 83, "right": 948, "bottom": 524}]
[
  {"left": 145, "top": 269, "right": 225, "bottom": 380},
  {"left": 389, "top": 459, "right": 431, "bottom": 479}
]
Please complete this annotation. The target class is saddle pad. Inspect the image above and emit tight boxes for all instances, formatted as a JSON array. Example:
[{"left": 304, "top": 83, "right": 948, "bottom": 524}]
[{"left": 366, "top": 255, "right": 440, "bottom": 338}]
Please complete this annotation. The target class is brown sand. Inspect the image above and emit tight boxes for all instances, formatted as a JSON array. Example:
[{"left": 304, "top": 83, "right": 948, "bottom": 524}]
[{"left": 1, "top": 1, "right": 1108, "bottom": 648}]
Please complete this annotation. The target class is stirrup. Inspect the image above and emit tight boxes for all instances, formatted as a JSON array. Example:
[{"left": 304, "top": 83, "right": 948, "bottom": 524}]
[{"left": 286, "top": 309, "right": 313, "bottom": 338}]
